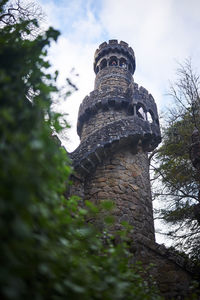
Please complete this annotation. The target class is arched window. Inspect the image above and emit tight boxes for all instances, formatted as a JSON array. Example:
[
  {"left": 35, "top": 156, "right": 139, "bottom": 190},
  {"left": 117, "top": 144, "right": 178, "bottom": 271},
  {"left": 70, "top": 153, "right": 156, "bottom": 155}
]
[
  {"left": 136, "top": 104, "right": 146, "bottom": 120},
  {"left": 96, "top": 66, "right": 99, "bottom": 74},
  {"left": 146, "top": 111, "right": 154, "bottom": 123},
  {"left": 119, "top": 58, "right": 127, "bottom": 69},
  {"left": 109, "top": 56, "right": 118, "bottom": 66},
  {"left": 100, "top": 59, "right": 107, "bottom": 70}
]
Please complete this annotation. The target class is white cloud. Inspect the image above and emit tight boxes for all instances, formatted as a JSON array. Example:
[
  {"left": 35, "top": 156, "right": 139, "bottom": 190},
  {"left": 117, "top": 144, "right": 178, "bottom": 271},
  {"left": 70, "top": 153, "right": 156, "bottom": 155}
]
[
  {"left": 99, "top": 0, "right": 200, "bottom": 108},
  {"left": 39, "top": 0, "right": 103, "bottom": 151},
  {"left": 47, "top": 35, "right": 97, "bottom": 151},
  {"left": 39, "top": 0, "right": 200, "bottom": 151},
  {"left": 72, "top": 9, "right": 103, "bottom": 41},
  {"left": 38, "top": 0, "right": 200, "bottom": 246}
]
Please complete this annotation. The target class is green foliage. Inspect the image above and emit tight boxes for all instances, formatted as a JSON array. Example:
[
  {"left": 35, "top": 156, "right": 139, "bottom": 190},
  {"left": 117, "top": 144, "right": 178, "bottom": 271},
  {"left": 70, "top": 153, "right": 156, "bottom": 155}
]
[
  {"left": 152, "top": 60, "right": 200, "bottom": 261},
  {"left": 157, "top": 113, "right": 198, "bottom": 199},
  {"left": 0, "top": 5, "right": 161, "bottom": 300}
]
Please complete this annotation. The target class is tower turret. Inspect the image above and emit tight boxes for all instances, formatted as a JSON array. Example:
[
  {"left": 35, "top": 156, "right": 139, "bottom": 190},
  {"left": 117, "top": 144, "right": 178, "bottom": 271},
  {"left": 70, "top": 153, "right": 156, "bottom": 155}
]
[
  {"left": 68, "top": 40, "right": 196, "bottom": 298},
  {"left": 70, "top": 40, "right": 161, "bottom": 241},
  {"left": 93, "top": 40, "right": 135, "bottom": 90}
]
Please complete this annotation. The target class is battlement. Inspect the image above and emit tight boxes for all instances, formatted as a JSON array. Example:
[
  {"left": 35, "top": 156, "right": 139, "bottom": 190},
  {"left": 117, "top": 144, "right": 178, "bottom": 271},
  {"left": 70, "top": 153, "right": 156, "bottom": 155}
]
[
  {"left": 95, "top": 40, "right": 134, "bottom": 58},
  {"left": 94, "top": 40, "right": 135, "bottom": 75},
  {"left": 77, "top": 83, "right": 159, "bottom": 138}
]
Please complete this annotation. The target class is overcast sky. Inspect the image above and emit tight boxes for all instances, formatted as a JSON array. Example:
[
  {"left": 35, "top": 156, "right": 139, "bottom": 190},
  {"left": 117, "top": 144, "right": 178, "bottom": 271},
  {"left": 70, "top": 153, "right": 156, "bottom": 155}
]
[
  {"left": 38, "top": 0, "right": 200, "bottom": 152},
  {"left": 37, "top": 0, "right": 200, "bottom": 245}
]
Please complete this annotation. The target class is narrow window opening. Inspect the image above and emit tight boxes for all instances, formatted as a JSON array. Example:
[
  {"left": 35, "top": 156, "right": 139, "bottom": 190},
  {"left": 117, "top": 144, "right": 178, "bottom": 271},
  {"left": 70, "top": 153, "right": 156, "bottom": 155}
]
[
  {"left": 147, "top": 111, "right": 154, "bottom": 123},
  {"left": 119, "top": 58, "right": 127, "bottom": 69},
  {"left": 137, "top": 105, "right": 146, "bottom": 120},
  {"left": 109, "top": 56, "right": 118, "bottom": 66}
]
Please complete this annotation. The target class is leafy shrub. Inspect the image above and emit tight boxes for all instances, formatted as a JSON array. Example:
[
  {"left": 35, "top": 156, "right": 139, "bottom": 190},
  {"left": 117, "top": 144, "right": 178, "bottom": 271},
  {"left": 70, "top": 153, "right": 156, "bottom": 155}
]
[{"left": 0, "top": 5, "right": 161, "bottom": 299}]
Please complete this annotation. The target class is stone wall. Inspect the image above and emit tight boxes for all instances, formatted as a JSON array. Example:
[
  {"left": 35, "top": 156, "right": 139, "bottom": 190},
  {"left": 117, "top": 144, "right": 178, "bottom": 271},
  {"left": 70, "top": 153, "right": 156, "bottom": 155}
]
[
  {"left": 94, "top": 66, "right": 133, "bottom": 90},
  {"left": 81, "top": 109, "right": 128, "bottom": 142},
  {"left": 132, "top": 237, "right": 195, "bottom": 299},
  {"left": 73, "top": 147, "right": 155, "bottom": 241},
  {"left": 68, "top": 171, "right": 196, "bottom": 298},
  {"left": 68, "top": 40, "right": 198, "bottom": 298},
  {"left": 68, "top": 175, "right": 84, "bottom": 200}
]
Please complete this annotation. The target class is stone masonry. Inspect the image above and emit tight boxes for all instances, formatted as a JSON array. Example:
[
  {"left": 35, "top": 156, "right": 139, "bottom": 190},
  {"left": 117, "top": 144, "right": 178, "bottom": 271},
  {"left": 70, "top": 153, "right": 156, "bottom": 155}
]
[{"left": 69, "top": 40, "right": 197, "bottom": 298}]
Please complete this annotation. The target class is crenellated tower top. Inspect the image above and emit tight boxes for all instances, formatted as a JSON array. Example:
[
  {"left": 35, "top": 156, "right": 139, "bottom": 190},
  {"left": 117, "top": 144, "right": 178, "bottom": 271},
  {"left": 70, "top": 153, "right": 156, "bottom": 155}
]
[
  {"left": 93, "top": 40, "right": 135, "bottom": 91},
  {"left": 94, "top": 39, "right": 136, "bottom": 75},
  {"left": 71, "top": 40, "right": 161, "bottom": 176}
]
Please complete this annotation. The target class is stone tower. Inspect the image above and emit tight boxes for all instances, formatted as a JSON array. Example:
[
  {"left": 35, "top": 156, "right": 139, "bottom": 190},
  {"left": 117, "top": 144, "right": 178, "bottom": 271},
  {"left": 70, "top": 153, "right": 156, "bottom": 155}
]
[
  {"left": 69, "top": 40, "right": 196, "bottom": 297},
  {"left": 70, "top": 39, "right": 161, "bottom": 242}
]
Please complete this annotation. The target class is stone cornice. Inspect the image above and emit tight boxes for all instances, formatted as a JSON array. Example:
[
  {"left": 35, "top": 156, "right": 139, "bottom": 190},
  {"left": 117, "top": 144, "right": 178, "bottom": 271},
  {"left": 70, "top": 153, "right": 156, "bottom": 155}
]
[
  {"left": 77, "top": 83, "right": 159, "bottom": 138},
  {"left": 70, "top": 116, "right": 161, "bottom": 176}
]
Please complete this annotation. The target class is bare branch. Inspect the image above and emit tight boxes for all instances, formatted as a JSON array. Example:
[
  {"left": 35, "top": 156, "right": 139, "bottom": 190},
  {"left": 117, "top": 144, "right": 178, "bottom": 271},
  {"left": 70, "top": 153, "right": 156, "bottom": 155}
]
[{"left": 0, "top": 0, "right": 46, "bottom": 37}]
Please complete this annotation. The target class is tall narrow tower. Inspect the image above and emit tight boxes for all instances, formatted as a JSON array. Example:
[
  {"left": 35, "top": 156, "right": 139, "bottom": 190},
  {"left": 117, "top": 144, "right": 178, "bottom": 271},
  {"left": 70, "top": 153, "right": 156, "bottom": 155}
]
[
  {"left": 70, "top": 40, "right": 161, "bottom": 242},
  {"left": 69, "top": 40, "right": 196, "bottom": 298}
]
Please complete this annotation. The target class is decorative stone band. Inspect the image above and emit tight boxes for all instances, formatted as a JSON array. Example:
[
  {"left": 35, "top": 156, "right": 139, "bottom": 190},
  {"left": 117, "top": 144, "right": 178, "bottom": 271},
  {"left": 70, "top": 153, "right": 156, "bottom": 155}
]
[
  {"left": 77, "top": 83, "right": 159, "bottom": 137},
  {"left": 94, "top": 40, "right": 135, "bottom": 75},
  {"left": 70, "top": 116, "right": 161, "bottom": 176}
]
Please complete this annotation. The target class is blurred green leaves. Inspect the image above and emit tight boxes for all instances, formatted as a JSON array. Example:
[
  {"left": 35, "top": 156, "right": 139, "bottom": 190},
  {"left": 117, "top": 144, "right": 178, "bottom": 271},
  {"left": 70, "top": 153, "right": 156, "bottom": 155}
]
[{"left": 0, "top": 2, "right": 161, "bottom": 299}]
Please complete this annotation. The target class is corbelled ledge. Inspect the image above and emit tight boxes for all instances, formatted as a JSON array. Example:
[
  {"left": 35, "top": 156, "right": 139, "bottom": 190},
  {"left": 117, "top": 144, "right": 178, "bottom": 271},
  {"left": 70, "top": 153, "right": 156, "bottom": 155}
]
[
  {"left": 77, "top": 83, "right": 159, "bottom": 137},
  {"left": 70, "top": 116, "right": 161, "bottom": 176}
]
